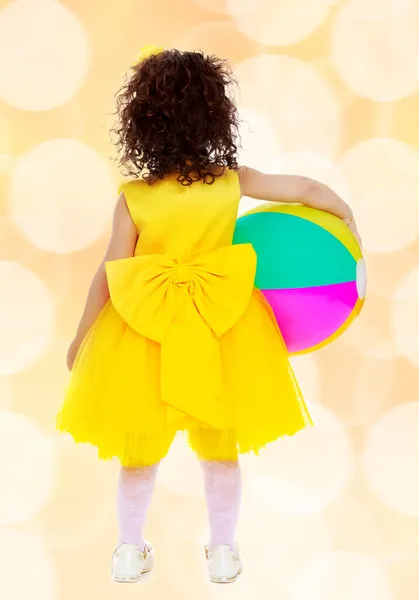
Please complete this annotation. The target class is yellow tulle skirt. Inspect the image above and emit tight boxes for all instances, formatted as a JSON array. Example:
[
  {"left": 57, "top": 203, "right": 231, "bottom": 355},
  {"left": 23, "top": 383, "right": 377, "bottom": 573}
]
[{"left": 57, "top": 287, "right": 312, "bottom": 467}]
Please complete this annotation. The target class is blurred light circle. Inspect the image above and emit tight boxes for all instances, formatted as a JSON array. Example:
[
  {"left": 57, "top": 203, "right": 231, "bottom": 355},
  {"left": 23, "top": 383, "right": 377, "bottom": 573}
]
[
  {"left": 0, "top": 529, "right": 55, "bottom": 600},
  {"left": 0, "top": 261, "right": 54, "bottom": 375},
  {"left": 238, "top": 107, "right": 281, "bottom": 172},
  {"left": 391, "top": 267, "right": 419, "bottom": 366},
  {"left": 353, "top": 184, "right": 418, "bottom": 252},
  {"left": 244, "top": 403, "right": 354, "bottom": 516},
  {"left": 364, "top": 402, "right": 419, "bottom": 515},
  {"left": 239, "top": 505, "right": 332, "bottom": 565},
  {"left": 227, "top": 0, "right": 335, "bottom": 46},
  {"left": 158, "top": 433, "right": 203, "bottom": 498},
  {"left": 364, "top": 249, "right": 418, "bottom": 298},
  {"left": 339, "top": 138, "right": 419, "bottom": 253},
  {"left": 290, "top": 551, "right": 394, "bottom": 600},
  {"left": 237, "top": 107, "right": 282, "bottom": 214},
  {"left": 12, "top": 338, "right": 71, "bottom": 430},
  {"left": 331, "top": 1, "right": 419, "bottom": 101},
  {"left": 9, "top": 139, "right": 116, "bottom": 253},
  {"left": 349, "top": 357, "right": 395, "bottom": 427},
  {"left": 0, "top": 411, "right": 55, "bottom": 525},
  {"left": 340, "top": 295, "right": 397, "bottom": 360},
  {"left": 326, "top": 494, "right": 419, "bottom": 564},
  {"left": 345, "top": 0, "right": 412, "bottom": 20},
  {"left": 0, "top": 216, "right": 36, "bottom": 267},
  {"left": 42, "top": 436, "right": 118, "bottom": 550},
  {"left": 289, "top": 354, "right": 319, "bottom": 403},
  {"left": 235, "top": 55, "right": 342, "bottom": 157},
  {"left": 265, "top": 152, "right": 351, "bottom": 201},
  {"left": 0, "top": 218, "right": 72, "bottom": 302},
  {"left": 0, "top": 0, "right": 91, "bottom": 111}
]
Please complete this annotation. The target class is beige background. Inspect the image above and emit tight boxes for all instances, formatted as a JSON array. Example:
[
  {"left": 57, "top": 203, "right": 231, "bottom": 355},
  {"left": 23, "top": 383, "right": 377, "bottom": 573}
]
[{"left": 1, "top": 0, "right": 419, "bottom": 598}]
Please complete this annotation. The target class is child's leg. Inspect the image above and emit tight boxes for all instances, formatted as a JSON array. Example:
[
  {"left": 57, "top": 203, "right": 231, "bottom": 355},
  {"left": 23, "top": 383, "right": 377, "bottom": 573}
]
[
  {"left": 117, "top": 463, "right": 160, "bottom": 550},
  {"left": 200, "top": 459, "right": 242, "bottom": 550}
]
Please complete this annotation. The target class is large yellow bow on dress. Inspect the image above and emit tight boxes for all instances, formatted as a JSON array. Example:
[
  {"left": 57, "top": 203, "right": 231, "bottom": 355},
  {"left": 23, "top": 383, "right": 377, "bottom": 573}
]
[{"left": 106, "top": 244, "right": 257, "bottom": 428}]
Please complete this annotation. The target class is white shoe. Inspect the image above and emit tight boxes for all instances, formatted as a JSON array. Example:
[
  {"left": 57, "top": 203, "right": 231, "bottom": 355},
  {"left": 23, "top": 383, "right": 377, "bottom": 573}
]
[
  {"left": 205, "top": 544, "right": 243, "bottom": 583},
  {"left": 111, "top": 543, "right": 154, "bottom": 583}
]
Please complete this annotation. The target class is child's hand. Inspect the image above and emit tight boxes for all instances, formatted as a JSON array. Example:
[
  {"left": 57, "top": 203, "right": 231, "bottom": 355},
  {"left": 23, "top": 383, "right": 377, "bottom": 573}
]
[
  {"left": 343, "top": 214, "right": 362, "bottom": 249},
  {"left": 67, "top": 339, "right": 80, "bottom": 371}
]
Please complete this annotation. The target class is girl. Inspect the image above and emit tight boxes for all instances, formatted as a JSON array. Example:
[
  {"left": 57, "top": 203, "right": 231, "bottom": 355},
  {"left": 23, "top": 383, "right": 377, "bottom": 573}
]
[{"left": 57, "top": 45, "right": 360, "bottom": 584}]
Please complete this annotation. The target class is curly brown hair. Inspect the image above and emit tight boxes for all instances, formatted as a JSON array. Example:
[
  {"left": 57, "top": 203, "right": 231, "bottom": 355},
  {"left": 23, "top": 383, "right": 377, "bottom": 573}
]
[{"left": 112, "top": 49, "right": 240, "bottom": 185}]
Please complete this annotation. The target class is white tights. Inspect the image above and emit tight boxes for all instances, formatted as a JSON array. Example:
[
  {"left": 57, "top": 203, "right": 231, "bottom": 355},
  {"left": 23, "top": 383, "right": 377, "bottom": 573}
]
[{"left": 117, "top": 459, "right": 242, "bottom": 551}]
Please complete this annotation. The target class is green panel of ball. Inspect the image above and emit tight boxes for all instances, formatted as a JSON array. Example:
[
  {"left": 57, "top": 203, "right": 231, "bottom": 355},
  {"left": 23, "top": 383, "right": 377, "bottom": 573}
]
[{"left": 233, "top": 212, "right": 357, "bottom": 290}]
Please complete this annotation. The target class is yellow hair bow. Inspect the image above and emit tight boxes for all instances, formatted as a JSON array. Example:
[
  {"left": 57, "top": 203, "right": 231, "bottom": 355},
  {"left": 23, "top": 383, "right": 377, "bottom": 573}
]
[{"left": 131, "top": 44, "right": 164, "bottom": 67}]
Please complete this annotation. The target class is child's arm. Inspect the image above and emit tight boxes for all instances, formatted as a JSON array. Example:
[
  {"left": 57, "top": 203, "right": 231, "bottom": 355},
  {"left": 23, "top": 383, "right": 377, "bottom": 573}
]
[
  {"left": 238, "top": 166, "right": 361, "bottom": 245},
  {"left": 67, "top": 193, "right": 138, "bottom": 370}
]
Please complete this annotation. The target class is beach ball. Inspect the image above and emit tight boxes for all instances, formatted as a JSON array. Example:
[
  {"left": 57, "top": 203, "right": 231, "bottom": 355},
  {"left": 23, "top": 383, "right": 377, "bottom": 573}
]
[{"left": 233, "top": 204, "right": 366, "bottom": 355}]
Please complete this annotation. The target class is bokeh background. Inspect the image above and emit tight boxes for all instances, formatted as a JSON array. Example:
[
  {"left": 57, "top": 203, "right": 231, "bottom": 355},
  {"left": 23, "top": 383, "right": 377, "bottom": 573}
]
[{"left": 1, "top": 0, "right": 419, "bottom": 598}]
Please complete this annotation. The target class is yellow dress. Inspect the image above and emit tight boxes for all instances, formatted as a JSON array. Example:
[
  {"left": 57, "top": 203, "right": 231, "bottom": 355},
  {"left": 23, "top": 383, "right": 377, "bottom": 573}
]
[{"left": 57, "top": 170, "right": 312, "bottom": 466}]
